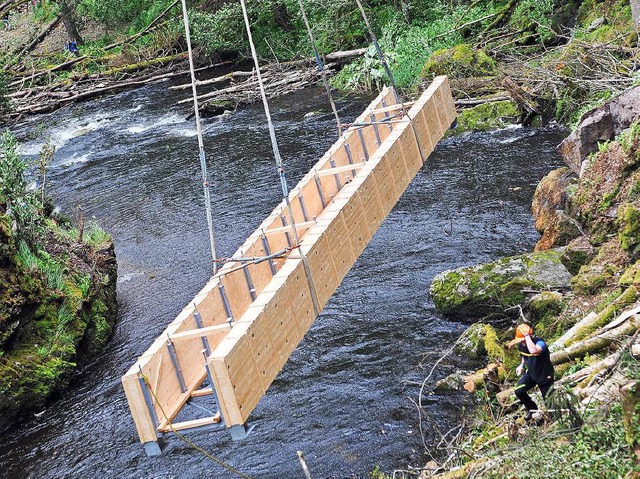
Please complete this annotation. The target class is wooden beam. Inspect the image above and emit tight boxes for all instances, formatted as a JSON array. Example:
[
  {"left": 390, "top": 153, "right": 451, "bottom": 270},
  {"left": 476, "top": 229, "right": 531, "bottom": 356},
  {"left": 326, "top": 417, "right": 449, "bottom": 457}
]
[
  {"left": 168, "top": 324, "right": 231, "bottom": 342},
  {"left": 261, "top": 220, "right": 317, "bottom": 236},
  {"left": 158, "top": 414, "right": 221, "bottom": 433},
  {"left": 315, "top": 162, "right": 366, "bottom": 177},
  {"left": 369, "top": 101, "right": 415, "bottom": 115}
]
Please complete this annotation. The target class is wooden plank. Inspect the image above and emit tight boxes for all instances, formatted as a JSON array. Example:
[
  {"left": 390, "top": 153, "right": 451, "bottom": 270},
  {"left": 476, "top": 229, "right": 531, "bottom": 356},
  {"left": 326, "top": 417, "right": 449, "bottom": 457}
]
[
  {"left": 158, "top": 415, "right": 221, "bottom": 433},
  {"left": 169, "top": 324, "right": 231, "bottom": 342},
  {"left": 122, "top": 374, "right": 158, "bottom": 444},
  {"left": 316, "top": 162, "right": 366, "bottom": 177},
  {"left": 191, "top": 387, "right": 213, "bottom": 397},
  {"left": 370, "top": 101, "right": 415, "bottom": 115}
]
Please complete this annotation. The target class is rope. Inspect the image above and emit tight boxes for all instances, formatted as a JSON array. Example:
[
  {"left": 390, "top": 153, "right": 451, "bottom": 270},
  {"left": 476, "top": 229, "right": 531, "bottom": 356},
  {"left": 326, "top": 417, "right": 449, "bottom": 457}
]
[
  {"left": 295, "top": 0, "right": 343, "bottom": 137},
  {"left": 138, "top": 373, "right": 254, "bottom": 479},
  {"left": 239, "top": 0, "right": 321, "bottom": 316},
  {"left": 180, "top": 0, "right": 219, "bottom": 275}
]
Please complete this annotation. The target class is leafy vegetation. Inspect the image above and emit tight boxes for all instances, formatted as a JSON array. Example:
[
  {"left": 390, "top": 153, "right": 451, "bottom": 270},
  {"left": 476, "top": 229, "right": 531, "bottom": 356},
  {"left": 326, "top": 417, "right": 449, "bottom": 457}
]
[{"left": 0, "top": 131, "right": 117, "bottom": 429}]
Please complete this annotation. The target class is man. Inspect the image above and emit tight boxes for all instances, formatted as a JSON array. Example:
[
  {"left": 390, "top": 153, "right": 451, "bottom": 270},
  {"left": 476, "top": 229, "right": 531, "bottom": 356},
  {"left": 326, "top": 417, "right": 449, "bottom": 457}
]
[{"left": 508, "top": 323, "right": 554, "bottom": 420}]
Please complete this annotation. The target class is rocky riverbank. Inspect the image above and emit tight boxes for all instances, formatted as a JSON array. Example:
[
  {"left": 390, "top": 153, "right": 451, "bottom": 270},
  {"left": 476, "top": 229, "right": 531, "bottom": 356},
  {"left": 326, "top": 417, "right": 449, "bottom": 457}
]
[
  {"left": 421, "top": 87, "right": 640, "bottom": 478},
  {"left": 0, "top": 132, "right": 117, "bottom": 431}
]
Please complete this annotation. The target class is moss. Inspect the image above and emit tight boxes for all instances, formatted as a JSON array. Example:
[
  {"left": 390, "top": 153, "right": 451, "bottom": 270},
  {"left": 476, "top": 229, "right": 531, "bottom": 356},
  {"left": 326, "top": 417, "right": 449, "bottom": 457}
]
[
  {"left": 449, "top": 100, "right": 520, "bottom": 135},
  {"left": 430, "top": 250, "right": 571, "bottom": 320},
  {"left": 483, "top": 325, "right": 504, "bottom": 363},
  {"left": 561, "top": 237, "right": 596, "bottom": 275},
  {"left": 571, "top": 265, "right": 609, "bottom": 295},
  {"left": 619, "top": 260, "right": 640, "bottom": 287},
  {"left": 527, "top": 291, "right": 567, "bottom": 336},
  {"left": 423, "top": 44, "right": 497, "bottom": 79},
  {"left": 617, "top": 203, "right": 640, "bottom": 257}
]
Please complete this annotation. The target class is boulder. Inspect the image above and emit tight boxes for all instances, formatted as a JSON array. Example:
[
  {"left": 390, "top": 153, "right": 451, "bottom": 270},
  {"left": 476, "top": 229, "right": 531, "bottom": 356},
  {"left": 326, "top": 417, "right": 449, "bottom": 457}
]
[
  {"left": 434, "top": 372, "right": 466, "bottom": 393},
  {"left": 560, "top": 235, "right": 596, "bottom": 275},
  {"left": 531, "top": 167, "right": 581, "bottom": 251},
  {"left": 558, "top": 86, "right": 640, "bottom": 175},
  {"left": 430, "top": 250, "right": 572, "bottom": 321}
]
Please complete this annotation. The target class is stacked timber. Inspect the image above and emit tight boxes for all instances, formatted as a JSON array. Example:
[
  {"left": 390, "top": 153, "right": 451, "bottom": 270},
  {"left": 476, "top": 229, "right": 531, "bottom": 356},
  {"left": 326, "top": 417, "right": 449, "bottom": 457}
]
[{"left": 122, "top": 76, "right": 457, "bottom": 453}]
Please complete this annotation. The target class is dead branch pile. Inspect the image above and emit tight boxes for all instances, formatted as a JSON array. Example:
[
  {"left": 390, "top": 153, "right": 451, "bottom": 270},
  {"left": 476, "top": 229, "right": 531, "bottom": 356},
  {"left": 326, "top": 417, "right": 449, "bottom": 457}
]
[{"left": 172, "top": 48, "right": 366, "bottom": 116}]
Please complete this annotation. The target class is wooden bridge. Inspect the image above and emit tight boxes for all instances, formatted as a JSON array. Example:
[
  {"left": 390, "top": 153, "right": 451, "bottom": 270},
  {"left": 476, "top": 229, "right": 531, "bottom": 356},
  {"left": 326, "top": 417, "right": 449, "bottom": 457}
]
[{"left": 122, "top": 76, "right": 457, "bottom": 455}]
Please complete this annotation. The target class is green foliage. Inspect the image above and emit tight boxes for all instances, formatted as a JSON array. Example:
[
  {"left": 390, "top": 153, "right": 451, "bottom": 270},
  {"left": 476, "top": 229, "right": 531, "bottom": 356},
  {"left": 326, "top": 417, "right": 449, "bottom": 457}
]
[
  {"left": 84, "top": 222, "right": 111, "bottom": 248},
  {"left": 0, "top": 73, "right": 11, "bottom": 115},
  {"left": 0, "top": 131, "right": 43, "bottom": 242},
  {"left": 78, "top": 0, "right": 160, "bottom": 30},
  {"left": 485, "top": 406, "right": 635, "bottom": 479},
  {"left": 188, "top": 5, "right": 246, "bottom": 56},
  {"left": 424, "top": 44, "right": 496, "bottom": 79}
]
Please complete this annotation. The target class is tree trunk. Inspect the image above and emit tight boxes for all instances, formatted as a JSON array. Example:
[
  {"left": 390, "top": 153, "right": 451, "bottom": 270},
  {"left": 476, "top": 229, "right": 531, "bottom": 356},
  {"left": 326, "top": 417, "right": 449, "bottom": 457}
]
[
  {"left": 621, "top": 381, "right": 640, "bottom": 464},
  {"left": 632, "top": 0, "right": 640, "bottom": 29},
  {"left": 59, "top": 0, "right": 83, "bottom": 44}
]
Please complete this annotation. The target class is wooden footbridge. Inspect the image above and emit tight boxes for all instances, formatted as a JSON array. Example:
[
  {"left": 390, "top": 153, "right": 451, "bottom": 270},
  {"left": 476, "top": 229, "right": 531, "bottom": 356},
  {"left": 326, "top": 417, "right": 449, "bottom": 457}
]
[{"left": 122, "top": 76, "right": 456, "bottom": 455}]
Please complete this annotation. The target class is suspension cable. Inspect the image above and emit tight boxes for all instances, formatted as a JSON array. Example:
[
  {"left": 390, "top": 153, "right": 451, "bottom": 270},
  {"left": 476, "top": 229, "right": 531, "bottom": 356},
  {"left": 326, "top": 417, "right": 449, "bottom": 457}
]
[
  {"left": 353, "top": 0, "right": 427, "bottom": 165},
  {"left": 239, "top": 0, "right": 321, "bottom": 315},
  {"left": 180, "top": 0, "right": 219, "bottom": 275},
  {"left": 353, "top": 0, "right": 400, "bottom": 103},
  {"left": 295, "top": 0, "right": 343, "bottom": 137}
]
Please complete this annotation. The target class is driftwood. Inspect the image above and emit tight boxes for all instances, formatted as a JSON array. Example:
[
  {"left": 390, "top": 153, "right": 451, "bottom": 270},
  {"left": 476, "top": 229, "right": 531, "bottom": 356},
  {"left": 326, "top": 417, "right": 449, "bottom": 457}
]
[
  {"left": 9, "top": 55, "right": 89, "bottom": 87},
  {"left": 171, "top": 48, "right": 365, "bottom": 92},
  {"left": 454, "top": 95, "right": 511, "bottom": 107},
  {"left": 502, "top": 76, "right": 541, "bottom": 114},
  {"left": 10, "top": 64, "right": 188, "bottom": 116}
]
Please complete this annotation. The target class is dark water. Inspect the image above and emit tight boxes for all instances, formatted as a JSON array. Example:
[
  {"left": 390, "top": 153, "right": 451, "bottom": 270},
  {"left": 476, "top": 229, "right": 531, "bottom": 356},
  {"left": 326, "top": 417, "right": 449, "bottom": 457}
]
[{"left": 0, "top": 80, "right": 566, "bottom": 478}]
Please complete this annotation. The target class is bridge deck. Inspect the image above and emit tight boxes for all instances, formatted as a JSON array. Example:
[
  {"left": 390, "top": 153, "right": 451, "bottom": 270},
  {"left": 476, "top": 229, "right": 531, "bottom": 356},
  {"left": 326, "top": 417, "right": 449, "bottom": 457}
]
[{"left": 122, "top": 76, "right": 456, "bottom": 453}]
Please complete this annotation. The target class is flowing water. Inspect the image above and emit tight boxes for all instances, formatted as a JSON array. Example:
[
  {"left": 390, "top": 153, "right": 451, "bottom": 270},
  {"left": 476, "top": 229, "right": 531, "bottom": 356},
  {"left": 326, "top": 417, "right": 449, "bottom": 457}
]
[{"left": 0, "top": 80, "right": 566, "bottom": 478}]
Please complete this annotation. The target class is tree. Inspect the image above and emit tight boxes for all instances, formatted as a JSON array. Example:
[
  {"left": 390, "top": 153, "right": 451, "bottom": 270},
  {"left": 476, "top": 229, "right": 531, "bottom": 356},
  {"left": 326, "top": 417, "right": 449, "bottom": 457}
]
[
  {"left": 632, "top": 0, "right": 640, "bottom": 29},
  {"left": 59, "top": 0, "right": 83, "bottom": 44}
]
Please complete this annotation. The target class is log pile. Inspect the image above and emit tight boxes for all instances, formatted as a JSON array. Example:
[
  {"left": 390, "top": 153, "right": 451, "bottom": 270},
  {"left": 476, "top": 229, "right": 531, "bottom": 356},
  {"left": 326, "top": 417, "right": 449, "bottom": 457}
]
[{"left": 171, "top": 48, "right": 366, "bottom": 117}]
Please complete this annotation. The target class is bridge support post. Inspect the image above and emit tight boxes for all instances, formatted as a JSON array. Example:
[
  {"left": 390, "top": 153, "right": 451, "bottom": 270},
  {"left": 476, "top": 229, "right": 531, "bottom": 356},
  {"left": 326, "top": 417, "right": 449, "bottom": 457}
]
[
  {"left": 144, "top": 438, "right": 165, "bottom": 456},
  {"left": 229, "top": 423, "right": 254, "bottom": 440}
]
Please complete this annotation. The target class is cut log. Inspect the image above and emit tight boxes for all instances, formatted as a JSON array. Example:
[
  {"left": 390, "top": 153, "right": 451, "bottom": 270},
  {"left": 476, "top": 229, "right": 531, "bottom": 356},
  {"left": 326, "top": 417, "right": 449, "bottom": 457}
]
[
  {"left": 553, "top": 352, "right": 621, "bottom": 389},
  {"left": 550, "top": 314, "right": 639, "bottom": 365},
  {"left": 101, "top": 53, "right": 187, "bottom": 76},
  {"left": 550, "top": 311, "right": 598, "bottom": 352}
]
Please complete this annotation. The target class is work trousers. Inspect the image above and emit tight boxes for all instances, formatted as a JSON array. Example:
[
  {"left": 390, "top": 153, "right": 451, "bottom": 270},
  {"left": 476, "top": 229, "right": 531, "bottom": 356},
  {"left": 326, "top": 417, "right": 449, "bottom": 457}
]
[{"left": 514, "top": 372, "right": 553, "bottom": 411}]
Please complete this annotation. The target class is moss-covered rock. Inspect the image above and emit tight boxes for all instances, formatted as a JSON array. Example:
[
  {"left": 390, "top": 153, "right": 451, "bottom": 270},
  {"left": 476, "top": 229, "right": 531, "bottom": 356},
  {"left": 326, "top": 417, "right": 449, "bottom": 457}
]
[
  {"left": 455, "top": 323, "right": 488, "bottom": 359},
  {"left": 570, "top": 239, "right": 630, "bottom": 295},
  {"left": 430, "top": 250, "right": 572, "bottom": 321},
  {"left": 0, "top": 222, "right": 117, "bottom": 430},
  {"left": 448, "top": 100, "right": 520, "bottom": 135},
  {"left": 423, "top": 44, "right": 497, "bottom": 79},
  {"left": 527, "top": 291, "right": 566, "bottom": 325},
  {"left": 617, "top": 202, "right": 640, "bottom": 257},
  {"left": 561, "top": 235, "right": 596, "bottom": 275},
  {"left": 532, "top": 167, "right": 582, "bottom": 251}
]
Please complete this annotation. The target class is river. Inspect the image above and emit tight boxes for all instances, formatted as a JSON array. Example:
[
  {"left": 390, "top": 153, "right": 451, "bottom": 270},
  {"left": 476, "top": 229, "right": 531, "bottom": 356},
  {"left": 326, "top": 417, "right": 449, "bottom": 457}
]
[{"left": 0, "top": 80, "right": 566, "bottom": 478}]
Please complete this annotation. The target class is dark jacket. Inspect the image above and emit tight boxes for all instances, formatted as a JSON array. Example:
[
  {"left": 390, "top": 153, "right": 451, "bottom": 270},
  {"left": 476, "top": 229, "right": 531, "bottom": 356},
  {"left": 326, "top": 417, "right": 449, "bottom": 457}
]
[{"left": 518, "top": 336, "right": 554, "bottom": 385}]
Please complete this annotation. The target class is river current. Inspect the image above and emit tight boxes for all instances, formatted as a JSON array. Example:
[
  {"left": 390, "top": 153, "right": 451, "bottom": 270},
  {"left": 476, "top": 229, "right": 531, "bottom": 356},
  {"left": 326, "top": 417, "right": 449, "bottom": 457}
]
[{"left": 0, "top": 79, "right": 566, "bottom": 478}]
